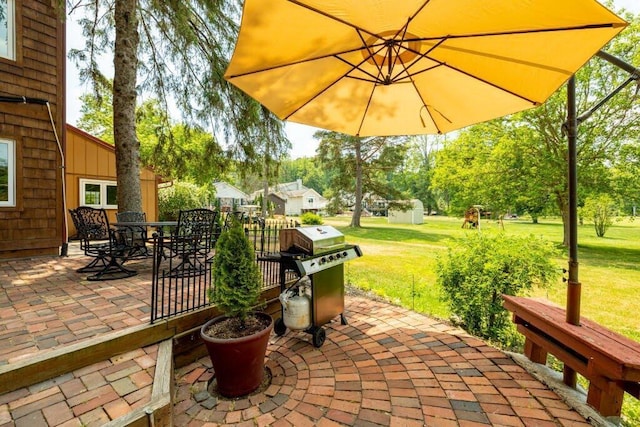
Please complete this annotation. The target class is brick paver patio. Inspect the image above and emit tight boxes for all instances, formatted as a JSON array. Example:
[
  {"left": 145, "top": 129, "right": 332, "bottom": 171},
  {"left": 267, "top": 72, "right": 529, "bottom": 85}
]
[
  {"left": 0, "top": 248, "right": 597, "bottom": 426},
  {"left": 0, "top": 344, "right": 158, "bottom": 426},
  {"left": 0, "top": 249, "right": 151, "bottom": 366},
  {"left": 174, "top": 296, "right": 593, "bottom": 427}
]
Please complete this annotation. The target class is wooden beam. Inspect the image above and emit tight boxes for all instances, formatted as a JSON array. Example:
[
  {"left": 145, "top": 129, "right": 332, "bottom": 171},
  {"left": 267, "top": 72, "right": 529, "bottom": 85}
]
[
  {"left": 0, "top": 288, "right": 282, "bottom": 395},
  {"left": 0, "top": 322, "right": 175, "bottom": 395}
]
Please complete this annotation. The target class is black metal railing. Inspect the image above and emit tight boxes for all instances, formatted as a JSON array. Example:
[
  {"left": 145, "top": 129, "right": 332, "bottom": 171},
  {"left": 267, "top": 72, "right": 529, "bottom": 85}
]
[
  {"left": 246, "top": 218, "right": 298, "bottom": 289},
  {"left": 150, "top": 233, "right": 213, "bottom": 323},
  {"left": 150, "top": 216, "right": 298, "bottom": 323}
]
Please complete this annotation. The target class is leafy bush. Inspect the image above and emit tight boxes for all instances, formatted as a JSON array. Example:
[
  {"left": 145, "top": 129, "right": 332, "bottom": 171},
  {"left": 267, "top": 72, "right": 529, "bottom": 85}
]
[
  {"left": 209, "top": 220, "right": 262, "bottom": 323},
  {"left": 158, "top": 181, "right": 212, "bottom": 220},
  {"left": 436, "top": 233, "right": 559, "bottom": 347},
  {"left": 581, "top": 194, "right": 616, "bottom": 237},
  {"left": 623, "top": 399, "right": 640, "bottom": 427},
  {"left": 300, "top": 212, "right": 323, "bottom": 225}
]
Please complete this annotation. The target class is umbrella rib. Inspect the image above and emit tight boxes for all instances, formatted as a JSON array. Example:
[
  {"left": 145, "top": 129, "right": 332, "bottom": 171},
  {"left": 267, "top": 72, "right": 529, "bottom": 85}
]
[
  {"left": 421, "top": 105, "right": 445, "bottom": 134},
  {"left": 400, "top": 54, "right": 450, "bottom": 134},
  {"left": 282, "top": 53, "right": 376, "bottom": 121},
  {"left": 388, "top": 0, "right": 431, "bottom": 42},
  {"left": 356, "top": 29, "right": 395, "bottom": 84},
  {"left": 388, "top": 25, "right": 412, "bottom": 80},
  {"left": 429, "top": 43, "right": 573, "bottom": 74},
  {"left": 392, "top": 64, "right": 443, "bottom": 83},
  {"left": 391, "top": 31, "right": 567, "bottom": 104},
  {"left": 403, "top": 22, "right": 620, "bottom": 43},
  {"left": 389, "top": 38, "right": 447, "bottom": 83},
  {"left": 225, "top": 44, "right": 376, "bottom": 79},
  {"left": 395, "top": 24, "right": 617, "bottom": 77},
  {"left": 408, "top": 0, "right": 432, "bottom": 22},
  {"left": 440, "top": 61, "right": 538, "bottom": 105},
  {"left": 356, "top": 84, "right": 378, "bottom": 137},
  {"left": 338, "top": 53, "right": 388, "bottom": 85},
  {"left": 377, "top": 24, "right": 608, "bottom": 84},
  {"left": 286, "top": 0, "right": 380, "bottom": 39},
  {"left": 335, "top": 51, "right": 411, "bottom": 85},
  {"left": 228, "top": 32, "right": 397, "bottom": 82}
]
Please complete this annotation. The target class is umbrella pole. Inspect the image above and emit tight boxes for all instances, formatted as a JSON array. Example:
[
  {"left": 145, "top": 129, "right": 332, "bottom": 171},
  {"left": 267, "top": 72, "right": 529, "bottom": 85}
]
[
  {"left": 564, "top": 76, "right": 580, "bottom": 388},
  {"left": 563, "top": 51, "right": 639, "bottom": 388}
]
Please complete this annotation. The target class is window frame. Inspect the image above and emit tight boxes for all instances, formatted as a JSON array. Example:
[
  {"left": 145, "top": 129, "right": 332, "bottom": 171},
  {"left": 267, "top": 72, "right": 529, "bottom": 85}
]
[
  {"left": 79, "top": 178, "right": 118, "bottom": 209},
  {"left": 0, "top": 138, "right": 15, "bottom": 207},
  {"left": 0, "top": 0, "right": 15, "bottom": 60}
]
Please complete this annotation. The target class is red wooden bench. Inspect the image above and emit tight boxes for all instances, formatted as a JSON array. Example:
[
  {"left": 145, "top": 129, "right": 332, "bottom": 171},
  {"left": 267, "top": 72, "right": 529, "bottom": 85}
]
[{"left": 502, "top": 295, "right": 640, "bottom": 417}]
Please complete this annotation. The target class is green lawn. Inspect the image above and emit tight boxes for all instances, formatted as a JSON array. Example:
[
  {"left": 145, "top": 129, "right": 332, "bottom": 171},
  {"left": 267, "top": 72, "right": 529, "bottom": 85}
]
[
  {"left": 323, "top": 214, "right": 640, "bottom": 424},
  {"left": 325, "top": 214, "right": 640, "bottom": 341}
]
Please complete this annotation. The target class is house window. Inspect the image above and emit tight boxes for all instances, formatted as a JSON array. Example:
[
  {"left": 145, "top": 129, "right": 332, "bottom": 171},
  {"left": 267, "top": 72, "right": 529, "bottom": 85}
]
[
  {"left": 0, "top": 139, "right": 15, "bottom": 206},
  {"left": 0, "top": 0, "right": 15, "bottom": 60},
  {"left": 307, "top": 197, "right": 314, "bottom": 204},
  {"left": 80, "top": 179, "right": 118, "bottom": 209}
]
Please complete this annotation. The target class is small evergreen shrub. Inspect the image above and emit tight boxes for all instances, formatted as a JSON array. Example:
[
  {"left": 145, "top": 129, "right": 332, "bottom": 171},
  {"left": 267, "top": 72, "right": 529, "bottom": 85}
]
[
  {"left": 209, "top": 221, "right": 262, "bottom": 323},
  {"left": 300, "top": 212, "right": 323, "bottom": 225},
  {"left": 436, "top": 233, "right": 559, "bottom": 347}
]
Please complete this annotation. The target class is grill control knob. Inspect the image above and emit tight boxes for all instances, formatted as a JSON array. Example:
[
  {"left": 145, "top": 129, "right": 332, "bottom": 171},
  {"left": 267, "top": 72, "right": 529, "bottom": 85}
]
[
  {"left": 342, "top": 251, "right": 348, "bottom": 257},
  {"left": 335, "top": 253, "right": 341, "bottom": 259},
  {"left": 320, "top": 257, "right": 327, "bottom": 264},
  {"left": 328, "top": 255, "right": 334, "bottom": 261}
]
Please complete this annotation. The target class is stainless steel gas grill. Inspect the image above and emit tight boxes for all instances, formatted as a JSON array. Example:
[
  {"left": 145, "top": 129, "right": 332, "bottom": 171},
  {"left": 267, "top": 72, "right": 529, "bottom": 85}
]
[{"left": 275, "top": 226, "right": 362, "bottom": 347}]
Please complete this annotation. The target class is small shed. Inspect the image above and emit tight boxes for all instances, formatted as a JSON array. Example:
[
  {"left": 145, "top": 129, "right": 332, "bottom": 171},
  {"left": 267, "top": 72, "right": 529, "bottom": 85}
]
[{"left": 388, "top": 199, "right": 424, "bottom": 225}]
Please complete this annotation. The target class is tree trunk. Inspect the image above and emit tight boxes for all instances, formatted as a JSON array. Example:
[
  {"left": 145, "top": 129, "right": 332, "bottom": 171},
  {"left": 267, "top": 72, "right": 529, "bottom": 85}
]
[
  {"left": 113, "top": 0, "right": 142, "bottom": 213},
  {"left": 351, "top": 139, "right": 363, "bottom": 228},
  {"left": 262, "top": 179, "right": 269, "bottom": 218}
]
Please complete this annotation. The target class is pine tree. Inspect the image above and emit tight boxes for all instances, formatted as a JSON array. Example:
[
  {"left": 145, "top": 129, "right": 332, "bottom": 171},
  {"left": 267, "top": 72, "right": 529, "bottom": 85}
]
[{"left": 210, "top": 221, "right": 262, "bottom": 325}]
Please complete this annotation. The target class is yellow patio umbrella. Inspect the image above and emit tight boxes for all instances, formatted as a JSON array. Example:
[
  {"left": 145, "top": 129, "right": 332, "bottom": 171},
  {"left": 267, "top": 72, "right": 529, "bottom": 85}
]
[{"left": 225, "top": 0, "right": 626, "bottom": 136}]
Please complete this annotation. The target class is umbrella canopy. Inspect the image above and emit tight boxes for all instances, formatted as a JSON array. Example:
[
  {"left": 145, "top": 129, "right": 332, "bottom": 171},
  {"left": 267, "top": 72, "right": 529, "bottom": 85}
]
[{"left": 225, "top": 0, "right": 626, "bottom": 136}]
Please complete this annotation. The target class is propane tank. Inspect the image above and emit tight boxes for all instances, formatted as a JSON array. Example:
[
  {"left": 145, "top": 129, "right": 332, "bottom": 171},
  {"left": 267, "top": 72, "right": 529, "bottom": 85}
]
[{"left": 279, "top": 277, "right": 311, "bottom": 331}]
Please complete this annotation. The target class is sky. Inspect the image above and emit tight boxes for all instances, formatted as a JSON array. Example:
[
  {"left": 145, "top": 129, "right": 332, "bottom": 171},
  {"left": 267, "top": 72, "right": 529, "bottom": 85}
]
[{"left": 65, "top": 0, "right": 639, "bottom": 159}]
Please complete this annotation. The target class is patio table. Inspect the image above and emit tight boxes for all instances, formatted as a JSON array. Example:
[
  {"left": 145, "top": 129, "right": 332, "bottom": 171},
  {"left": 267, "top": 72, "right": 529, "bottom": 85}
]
[
  {"left": 114, "top": 221, "right": 178, "bottom": 235},
  {"left": 114, "top": 221, "right": 178, "bottom": 260}
]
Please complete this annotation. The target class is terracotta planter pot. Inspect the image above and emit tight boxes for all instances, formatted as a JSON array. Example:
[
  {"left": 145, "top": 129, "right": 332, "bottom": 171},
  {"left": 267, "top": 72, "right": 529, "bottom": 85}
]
[{"left": 200, "top": 312, "right": 273, "bottom": 397}]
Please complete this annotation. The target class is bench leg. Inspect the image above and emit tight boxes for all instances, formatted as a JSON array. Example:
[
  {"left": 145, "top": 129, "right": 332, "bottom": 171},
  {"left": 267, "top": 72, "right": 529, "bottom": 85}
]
[
  {"left": 524, "top": 338, "right": 548, "bottom": 364},
  {"left": 587, "top": 379, "right": 625, "bottom": 417}
]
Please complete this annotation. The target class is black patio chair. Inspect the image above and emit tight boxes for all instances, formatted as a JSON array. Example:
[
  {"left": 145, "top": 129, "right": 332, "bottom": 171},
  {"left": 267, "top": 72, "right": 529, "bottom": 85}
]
[
  {"left": 70, "top": 206, "right": 137, "bottom": 281},
  {"left": 162, "top": 208, "right": 218, "bottom": 276},
  {"left": 116, "top": 211, "right": 150, "bottom": 258}
]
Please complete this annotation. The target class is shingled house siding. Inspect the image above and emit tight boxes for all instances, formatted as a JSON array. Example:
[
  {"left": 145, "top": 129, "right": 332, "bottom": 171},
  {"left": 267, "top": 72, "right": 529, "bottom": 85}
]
[{"left": 0, "top": 1, "right": 65, "bottom": 259}]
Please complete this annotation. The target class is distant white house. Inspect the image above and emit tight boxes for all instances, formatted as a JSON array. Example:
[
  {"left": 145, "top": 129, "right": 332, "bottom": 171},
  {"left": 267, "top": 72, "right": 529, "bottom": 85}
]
[
  {"left": 388, "top": 199, "right": 424, "bottom": 224},
  {"left": 213, "top": 181, "right": 250, "bottom": 211},
  {"left": 252, "top": 179, "right": 327, "bottom": 215}
]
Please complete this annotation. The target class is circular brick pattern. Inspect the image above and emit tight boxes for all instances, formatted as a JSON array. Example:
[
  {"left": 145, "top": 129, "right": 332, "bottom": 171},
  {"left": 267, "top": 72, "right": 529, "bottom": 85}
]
[{"left": 173, "top": 296, "right": 594, "bottom": 426}]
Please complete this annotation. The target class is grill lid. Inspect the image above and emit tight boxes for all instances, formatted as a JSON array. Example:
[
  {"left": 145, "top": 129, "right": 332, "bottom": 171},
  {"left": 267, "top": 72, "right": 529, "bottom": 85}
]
[{"left": 280, "top": 225, "right": 345, "bottom": 255}]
